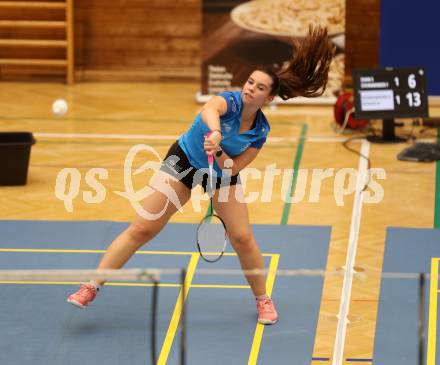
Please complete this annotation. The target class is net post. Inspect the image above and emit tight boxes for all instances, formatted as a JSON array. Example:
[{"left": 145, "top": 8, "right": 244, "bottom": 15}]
[
  {"left": 180, "top": 268, "right": 187, "bottom": 365},
  {"left": 418, "top": 272, "right": 426, "bottom": 365},
  {"left": 151, "top": 278, "right": 159, "bottom": 365}
]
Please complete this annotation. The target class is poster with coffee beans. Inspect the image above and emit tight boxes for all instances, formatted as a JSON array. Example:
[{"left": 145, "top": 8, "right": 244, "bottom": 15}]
[{"left": 201, "top": 0, "right": 345, "bottom": 100}]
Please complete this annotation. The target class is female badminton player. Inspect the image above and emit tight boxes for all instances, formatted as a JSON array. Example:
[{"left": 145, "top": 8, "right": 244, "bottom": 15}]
[{"left": 68, "top": 25, "right": 335, "bottom": 325}]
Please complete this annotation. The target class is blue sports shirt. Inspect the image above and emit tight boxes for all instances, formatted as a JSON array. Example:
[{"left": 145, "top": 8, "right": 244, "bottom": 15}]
[{"left": 178, "top": 91, "right": 270, "bottom": 176}]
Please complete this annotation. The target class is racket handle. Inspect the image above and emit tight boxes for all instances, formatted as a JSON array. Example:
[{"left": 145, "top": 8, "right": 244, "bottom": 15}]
[
  {"left": 205, "top": 132, "right": 215, "bottom": 196},
  {"left": 205, "top": 131, "right": 215, "bottom": 165}
]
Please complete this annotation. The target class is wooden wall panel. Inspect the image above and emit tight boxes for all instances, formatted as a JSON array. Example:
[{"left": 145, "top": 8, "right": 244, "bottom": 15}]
[
  {"left": 0, "top": 28, "right": 66, "bottom": 40},
  {"left": 0, "top": 8, "right": 65, "bottom": 21},
  {"left": 74, "top": 0, "right": 201, "bottom": 81},
  {"left": 344, "top": 0, "right": 381, "bottom": 85}
]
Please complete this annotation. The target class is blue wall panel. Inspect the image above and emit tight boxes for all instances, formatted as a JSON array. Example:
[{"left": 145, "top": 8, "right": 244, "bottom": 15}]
[{"left": 380, "top": 0, "right": 440, "bottom": 95}]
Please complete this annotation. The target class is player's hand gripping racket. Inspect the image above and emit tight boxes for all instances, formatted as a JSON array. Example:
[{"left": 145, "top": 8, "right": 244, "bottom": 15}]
[{"left": 196, "top": 134, "right": 227, "bottom": 263}]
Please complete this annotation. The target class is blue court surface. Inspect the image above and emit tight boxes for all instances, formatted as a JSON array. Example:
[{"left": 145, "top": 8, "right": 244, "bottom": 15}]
[
  {"left": 374, "top": 227, "right": 440, "bottom": 365},
  {"left": 0, "top": 220, "right": 331, "bottom": 365}
]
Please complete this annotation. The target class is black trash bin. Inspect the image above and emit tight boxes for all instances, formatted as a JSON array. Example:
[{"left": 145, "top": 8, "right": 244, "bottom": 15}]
[{"left": 0, "top": 132, "right": 36, "bottom": 186}]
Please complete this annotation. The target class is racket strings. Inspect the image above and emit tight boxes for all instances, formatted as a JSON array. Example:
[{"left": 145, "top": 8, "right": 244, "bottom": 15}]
[{"left": 197, "top": 215, "right": 227, "bottom": 262}]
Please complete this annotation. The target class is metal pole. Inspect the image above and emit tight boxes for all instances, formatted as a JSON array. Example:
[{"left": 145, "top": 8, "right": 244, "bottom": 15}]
[
  {"left": 418, "top": 273, "right": 426, "bottom": 365},
  {"left": 151, "top": 280, "right": 159, "bottom": 365},
  {"left": 180, "top": 269, "right": 187, "bottom": 365}
]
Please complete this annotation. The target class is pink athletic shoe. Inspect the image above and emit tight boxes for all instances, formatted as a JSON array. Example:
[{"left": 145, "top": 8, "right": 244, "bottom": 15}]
[
  {"left": 67, "top": 284, "right": 97, "bottom": 308},
  {"left": 256, "top": 297, "right": 278, "bottom": 324}
]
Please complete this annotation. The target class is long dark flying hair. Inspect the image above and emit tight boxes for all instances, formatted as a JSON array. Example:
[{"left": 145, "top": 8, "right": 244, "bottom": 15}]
[{"left": 262, "top": 25, "right": 336, "bottom": 100}]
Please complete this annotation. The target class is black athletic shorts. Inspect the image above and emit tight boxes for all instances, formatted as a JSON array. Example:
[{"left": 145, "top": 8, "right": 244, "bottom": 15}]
[{"left": 159, "top": 140, "right": 240, "bottom": 192}]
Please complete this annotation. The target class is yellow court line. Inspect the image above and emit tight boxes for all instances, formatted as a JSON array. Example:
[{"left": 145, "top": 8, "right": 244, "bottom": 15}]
[
  {"left": 0, "top": 281, "right": 181, "bottom": 287},
  {"left": 204, "top": 252, "right": 275, "bottom": 257},
  {"left": 190, "top": 284, "right": 250, "bottom": 289},
  {"left": 248, "top": 254, "right": 280, "bottom": 365},
  {"left": 0, "top": 248, "right": 192, "bottom": 255},
  {"left": 0, "top": 281, "right": 250, "bottom": 289},
  {"left": 157, "top": 253, "right": 199, "bottom": 365},
  {"left": 0, "top": 248, "right": 276, "bottom": 257},
  {"left": 427, "top": 257, "right": 439, "bottom": 365}
]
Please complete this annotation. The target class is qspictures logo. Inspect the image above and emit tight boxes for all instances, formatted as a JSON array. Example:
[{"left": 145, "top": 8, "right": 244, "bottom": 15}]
[{"left": 54, "top": 144, "right": 386, "bottom": 220}]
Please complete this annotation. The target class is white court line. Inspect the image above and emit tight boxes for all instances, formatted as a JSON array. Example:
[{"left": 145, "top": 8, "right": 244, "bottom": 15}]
[
  {"left": 332, "top": 140, "right": 370, "bottom": 365},
  {"left": 33, "top": 133, "right": 178, "bottom": 140},
  {"left": 33, "top": 132, "right": 358, "bottom": 144}
]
